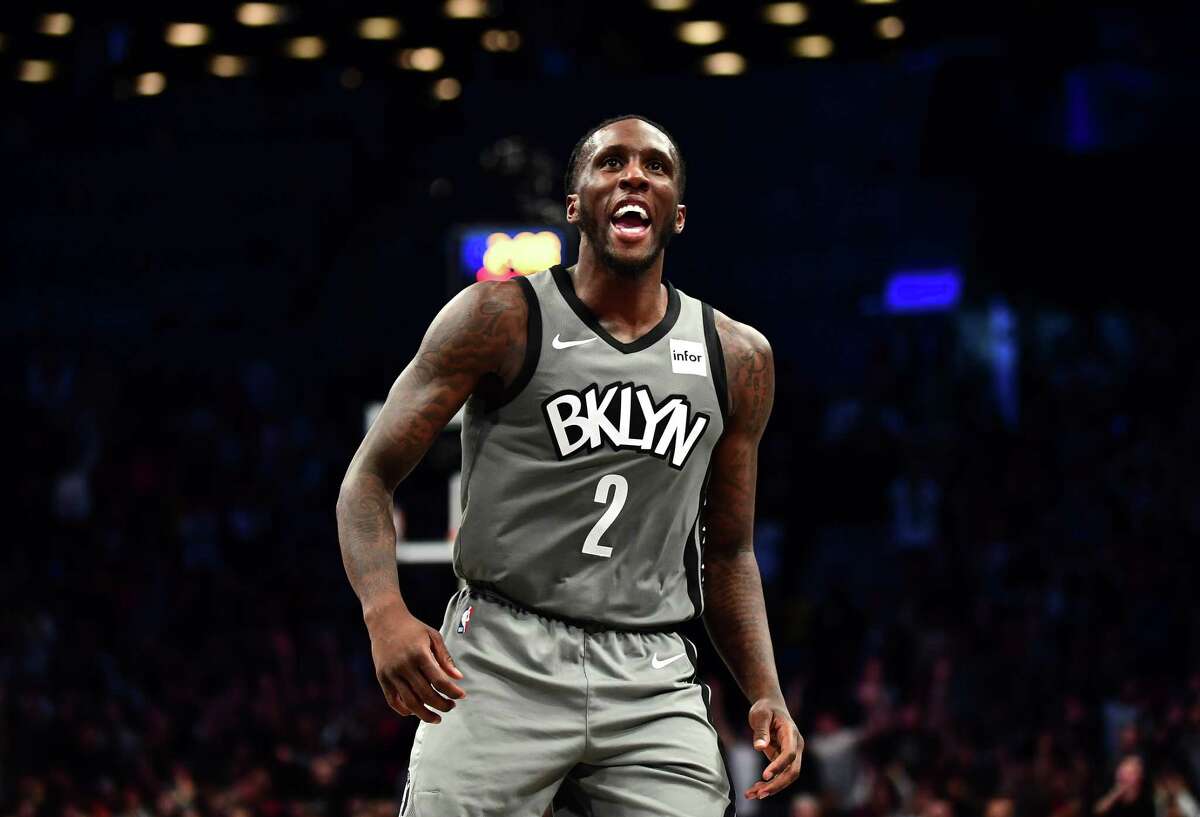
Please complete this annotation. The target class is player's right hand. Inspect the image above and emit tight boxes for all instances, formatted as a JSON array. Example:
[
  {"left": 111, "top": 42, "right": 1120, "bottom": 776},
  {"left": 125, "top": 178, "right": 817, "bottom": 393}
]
[{"left": 365, "top": 599, "right": 466, "bottom": 724}]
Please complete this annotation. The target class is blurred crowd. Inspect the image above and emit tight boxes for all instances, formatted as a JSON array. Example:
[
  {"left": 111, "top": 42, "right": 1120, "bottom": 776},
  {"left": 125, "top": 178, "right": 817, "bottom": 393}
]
[{"left": 4, "top": 303, "right": 1200, "bottom": 817}]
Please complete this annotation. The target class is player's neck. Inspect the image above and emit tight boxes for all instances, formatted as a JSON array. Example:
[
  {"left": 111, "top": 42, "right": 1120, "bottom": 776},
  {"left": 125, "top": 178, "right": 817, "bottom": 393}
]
[{"left": 570, "top": 251, "right": 667, "bottom": 332}]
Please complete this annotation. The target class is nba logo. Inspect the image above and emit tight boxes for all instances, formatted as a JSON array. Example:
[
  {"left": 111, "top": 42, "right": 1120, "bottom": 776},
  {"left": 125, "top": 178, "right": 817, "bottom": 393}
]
[{"left": 456, "top": 606, "right": 473, "bottom": 634}]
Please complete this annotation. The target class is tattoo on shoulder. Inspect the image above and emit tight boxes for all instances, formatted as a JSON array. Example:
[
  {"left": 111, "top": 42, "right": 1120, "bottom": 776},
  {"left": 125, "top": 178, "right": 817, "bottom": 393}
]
[
  {"left": 415, "top": 280, "right": 529, "bottom": 395},
  {"left": 715, "top": 311, "right": 774, "bottom": 432}
]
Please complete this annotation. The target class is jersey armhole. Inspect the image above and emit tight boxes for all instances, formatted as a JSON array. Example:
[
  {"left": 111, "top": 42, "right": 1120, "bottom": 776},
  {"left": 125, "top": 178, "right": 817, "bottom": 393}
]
[
  {"left": 702, "top": 302, "right": 729, "bottom": 422},
  {"left": 485, "top": 275, "right": 542, "bottom": 412}
]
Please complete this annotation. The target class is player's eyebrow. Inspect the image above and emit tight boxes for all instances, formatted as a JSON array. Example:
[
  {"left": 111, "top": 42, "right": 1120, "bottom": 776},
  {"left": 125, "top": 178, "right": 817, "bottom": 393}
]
[
  {"left": 641, "top": 146, "right": 674, "bottom": 168},
  {"left": 593, "top": 143, "right": 675, "bottom": 171}
]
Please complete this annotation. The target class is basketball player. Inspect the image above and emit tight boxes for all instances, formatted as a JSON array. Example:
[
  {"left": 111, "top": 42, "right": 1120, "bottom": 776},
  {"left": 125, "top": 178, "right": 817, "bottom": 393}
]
[{"left": 336, "top": 115, "right": 803, "bottom": 816}]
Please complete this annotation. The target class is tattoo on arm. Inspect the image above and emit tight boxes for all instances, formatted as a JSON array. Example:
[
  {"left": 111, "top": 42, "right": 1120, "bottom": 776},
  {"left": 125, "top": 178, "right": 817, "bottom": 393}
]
[
  {"left": 707, "top": 312, "right": 775, "bottom": 552},
  {"left": 336, "top": 281, "right": 527, "bottom": 617},
  {"left": 702, "top": 312, "right": 782, "bottom": 703}
]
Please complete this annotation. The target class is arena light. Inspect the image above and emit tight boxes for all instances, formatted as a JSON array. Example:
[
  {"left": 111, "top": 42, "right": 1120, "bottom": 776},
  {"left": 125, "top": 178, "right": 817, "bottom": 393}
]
[
  {"left": 884, "top": 269, "right": 962, "bottom": 313},
  {"left": 166, "top": 23, "right": 211, "bottom": 47},
  {"left": 444, "top": 0, "right": 488, "bottom": 19},
  {"left": 39, "top": 13, "right": 74, "bottom": 36},
  {"left": 358, "top": 17, "right": 402, "bottom": 40},
  {"left": 209, "top": 54, "right": 249, "bottom": 77},
  {"left": 876, "top": 16, "right": 904, "bottom": 39},
  {"left": 457, "top": 228, "right": 565, "bottom": 282},
  {"left": 481, "top": 29, "right": 521, "bottom": 52},
  {"left": 136, "top": 72, "right": 166, "bottom": 96},
  {"left": 237, "top": 3, "right": 287, "bottom": 26},
  {"left": 676, "top": 21, "right": 725, "bottom": 45},
  {"left": 433, "top": 77, "right": 462, "bottom": 100},
  {"left": 18, "top": 59, "right": 55, "bottom": 83},
  {"left": 648, "top": 0, "right": 693, "bottom": 9},
  {"left": 702, "top": 52, "right": 745, "bottom": 75},
  {"left": 286, "top": 36, "right": 325, "bottom": 59},
  {"left": 763, "top": 3, "right": 808, "bottom": 25},
  {"left": 792, "top": 34, "right": 834, "bottom": 58},
  {"left": 397, "top": 47, "right": 444, "bottom": 71}
]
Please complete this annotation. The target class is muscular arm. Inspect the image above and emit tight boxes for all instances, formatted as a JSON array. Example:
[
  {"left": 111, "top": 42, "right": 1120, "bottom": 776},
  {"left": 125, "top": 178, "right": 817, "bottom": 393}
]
[
  {"left": 703, "top": 310, "right": 802, "bottom": 800},
  {"left": 336, "top": 280, "right": 527, "bottom": 620},
  {"left": 702, "top": 311, "right": 779, "bottom": 704}
]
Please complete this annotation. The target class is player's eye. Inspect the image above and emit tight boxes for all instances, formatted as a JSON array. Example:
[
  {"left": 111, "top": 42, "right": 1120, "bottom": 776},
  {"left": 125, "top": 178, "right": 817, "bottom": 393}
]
[
  {"left": 601, "top": 156, "right": 622, "bottom": 169},
  {"left": 647, "top": 159, "right": 665, "bottom": 172}
]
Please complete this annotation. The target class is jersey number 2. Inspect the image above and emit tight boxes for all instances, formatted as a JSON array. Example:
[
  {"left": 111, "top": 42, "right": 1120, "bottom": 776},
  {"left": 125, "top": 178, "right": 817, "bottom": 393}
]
[{"left": 582, "top": 474, "right": 628, "bottom": 558}]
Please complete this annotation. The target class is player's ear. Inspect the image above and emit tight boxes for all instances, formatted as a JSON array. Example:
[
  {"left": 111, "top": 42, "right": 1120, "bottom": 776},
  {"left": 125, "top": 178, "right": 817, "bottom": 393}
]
[
  {"left": 674, "top": 203, "right": 686, "bottom": 234},
  {"left": 566, "top": 193, "right": 580, "bottom": 224}
]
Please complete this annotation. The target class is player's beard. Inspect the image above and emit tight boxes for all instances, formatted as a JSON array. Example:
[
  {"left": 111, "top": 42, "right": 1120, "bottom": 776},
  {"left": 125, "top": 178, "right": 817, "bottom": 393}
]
[{"left": 578, "top": 200, "right": 675, "bottom": 279}]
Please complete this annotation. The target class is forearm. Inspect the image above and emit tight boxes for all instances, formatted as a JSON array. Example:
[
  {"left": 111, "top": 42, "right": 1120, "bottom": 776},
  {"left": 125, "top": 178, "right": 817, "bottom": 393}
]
[
  {"left": 703, "top": 549, "right": 782, "bottom": 704},
  {"left": 336, "top": 470, "right": 408, "bottom": 620}
]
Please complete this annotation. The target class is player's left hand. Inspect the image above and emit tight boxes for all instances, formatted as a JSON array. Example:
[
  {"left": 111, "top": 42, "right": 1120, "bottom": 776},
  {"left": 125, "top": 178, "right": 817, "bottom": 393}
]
[{"left": 745, "top": 696, "right": 804, "bottom": 800}]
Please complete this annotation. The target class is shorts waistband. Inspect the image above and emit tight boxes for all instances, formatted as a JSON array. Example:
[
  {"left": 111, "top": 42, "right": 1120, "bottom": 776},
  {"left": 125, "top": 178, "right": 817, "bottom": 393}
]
[{"left": 464, "top": 582, "right": 682, "bottom": 635}]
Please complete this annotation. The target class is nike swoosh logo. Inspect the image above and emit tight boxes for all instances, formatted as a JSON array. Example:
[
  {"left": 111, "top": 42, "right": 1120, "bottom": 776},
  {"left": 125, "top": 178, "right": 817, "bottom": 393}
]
[
  {"left": 651, "top": 652, "right": 687, "bottom": 669},
  {"left": 552, "top": 333, "right": 599, "bottom": 350}
]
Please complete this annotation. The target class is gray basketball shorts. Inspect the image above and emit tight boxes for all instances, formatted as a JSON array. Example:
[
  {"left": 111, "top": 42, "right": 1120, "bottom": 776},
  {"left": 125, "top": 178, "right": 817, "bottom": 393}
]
[{"left": 399, "top": 586, "right": 735, "bottom": 817}]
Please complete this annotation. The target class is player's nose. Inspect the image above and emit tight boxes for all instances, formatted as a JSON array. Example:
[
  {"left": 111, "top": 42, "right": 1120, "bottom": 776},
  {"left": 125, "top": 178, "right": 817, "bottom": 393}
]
[{"left": 617, "top": 162, "right": 650, "bottom": 190}]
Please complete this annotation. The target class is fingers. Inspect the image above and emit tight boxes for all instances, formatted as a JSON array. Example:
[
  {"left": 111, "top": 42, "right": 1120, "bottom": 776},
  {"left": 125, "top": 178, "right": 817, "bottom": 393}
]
[
  {"left": 375, "top": 627, "right": 471, "bottom": 724},
  {"left": 387, "top": 690, "right": 413, "bottom": 717},
  {"left": 378, "top": 664, "right": 463, "bottom": 724},
  {"left": 396, "top": 636, "right": 468, "bottom": 719},
  {"left": 429, "top": 631, "right": 466, "bottom": 681},
  {"left": 415, "top": 637, "right": 465, "bottom": 698},
  {"left": 745, "top": 719, "right": 804, "bottom": 800},
  {"left": 762, "top": 725, "right": 798, "bottom": 781},
  {"left": 377, "top": 675, "right": 424, "bottom": 721},
  {"left": 392, "top": 675, "right": 446, "bottom": 724},
  {"left": 402, "top": 659, "right": 458, "bottom": 716},
  {"left": 423, "top": 635, "right": 467, "bottom": 700},
  {"left": 749, "top": 707, "right": 773, "bottom": 752}
]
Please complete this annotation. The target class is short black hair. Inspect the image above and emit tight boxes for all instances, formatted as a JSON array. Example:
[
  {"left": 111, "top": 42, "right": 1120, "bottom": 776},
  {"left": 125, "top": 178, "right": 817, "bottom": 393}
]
[{"left": 563, "top": 114, "right": 687, "bottom": 200}]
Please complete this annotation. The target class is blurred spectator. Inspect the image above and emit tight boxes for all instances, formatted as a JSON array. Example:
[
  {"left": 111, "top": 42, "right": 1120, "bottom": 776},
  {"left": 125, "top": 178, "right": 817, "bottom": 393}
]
[
  {"left": 852, "top": 768, "right": 903, "bottom": 817},
  {"left": 983, "top": 797, "right": 1015, "bottom": 817},
  {"left": 1095, "top": 756, "right": 1155, "bottom": 817},
  {"left": 1154, "top": 769, "right": 1199, "bottom": 817},
  {"left": 793, "top": 793, "right": 824, "bottom": 817},
  {"left": 808, "top": 709, "right": 872, "bottom": 812},
  {"left": 8, "top": 302, "right": 1200, "bottom": 817}
]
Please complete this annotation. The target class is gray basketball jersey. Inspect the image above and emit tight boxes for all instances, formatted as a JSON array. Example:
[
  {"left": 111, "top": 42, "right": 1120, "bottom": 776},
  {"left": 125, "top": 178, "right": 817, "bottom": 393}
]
[{"left": 453, "top": 265, "right": 728, "bottom": 629}]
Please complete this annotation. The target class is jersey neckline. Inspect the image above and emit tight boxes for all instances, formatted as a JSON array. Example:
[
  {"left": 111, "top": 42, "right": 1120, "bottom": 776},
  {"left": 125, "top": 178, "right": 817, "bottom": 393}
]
[{"left": 550, "top": 264, "right": 681, "bottom": 355}]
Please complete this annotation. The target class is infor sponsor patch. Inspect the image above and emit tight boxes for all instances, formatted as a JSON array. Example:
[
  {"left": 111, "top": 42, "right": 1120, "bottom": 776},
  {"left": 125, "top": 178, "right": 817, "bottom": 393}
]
[{"left": 669, "top": 339, "right": 707, "bottom": 377}]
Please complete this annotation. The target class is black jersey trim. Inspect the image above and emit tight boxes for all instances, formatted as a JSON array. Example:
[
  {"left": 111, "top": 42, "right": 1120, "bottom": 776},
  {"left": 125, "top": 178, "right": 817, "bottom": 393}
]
[
  {"left": 702, "top": 302, "right": 729, "bottom": 422},
  {"left": 684, "top": 457, "right": 717, "bottom": 621},
  {"left": 683, "top": 510, "right": 704, "bottom": 618},
  {"left": 550, "top": 264, "right": 681, "bottom": 355},
  {"left": 485, "top": 274, "right": 542, "bottom": 412}
]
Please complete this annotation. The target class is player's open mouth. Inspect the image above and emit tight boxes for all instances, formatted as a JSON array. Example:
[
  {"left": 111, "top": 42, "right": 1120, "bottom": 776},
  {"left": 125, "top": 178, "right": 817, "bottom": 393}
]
[{"left": 610, "top": 202, "right": 651, "bottom": 242}]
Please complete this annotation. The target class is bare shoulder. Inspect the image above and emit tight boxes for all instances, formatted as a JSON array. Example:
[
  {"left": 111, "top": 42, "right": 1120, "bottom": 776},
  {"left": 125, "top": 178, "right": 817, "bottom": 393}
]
[
  {"left": 449, "top": 278, "right": 528, "bottom": 333},
  {"left": 712, "top": 309, "right": 774, "bottom": 430},
  {"left": 417, "top": 278, "right": 529, "bottom": 388}
]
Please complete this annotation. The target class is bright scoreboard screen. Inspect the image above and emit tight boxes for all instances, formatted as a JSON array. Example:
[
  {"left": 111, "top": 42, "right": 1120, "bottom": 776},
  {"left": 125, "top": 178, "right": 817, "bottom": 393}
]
[{"left": 451, "top": 225, "right": 568, "bottom": 289}]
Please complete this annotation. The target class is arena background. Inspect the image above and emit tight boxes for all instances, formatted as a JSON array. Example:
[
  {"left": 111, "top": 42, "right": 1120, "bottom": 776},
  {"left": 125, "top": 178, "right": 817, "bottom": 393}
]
[{"left": 5, "top": 3, "right": 1200, "bottom": 817}]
